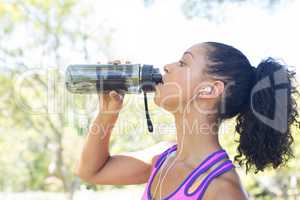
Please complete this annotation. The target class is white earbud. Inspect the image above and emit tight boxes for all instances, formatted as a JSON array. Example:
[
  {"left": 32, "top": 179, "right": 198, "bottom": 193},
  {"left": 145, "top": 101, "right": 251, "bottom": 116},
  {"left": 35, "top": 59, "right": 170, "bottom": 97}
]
[
  {"left": 199, "top": 87, "right": 212, "bottom": 94},
  {"left": 190, "top": 86, "right": 213, "bottom": 101}
]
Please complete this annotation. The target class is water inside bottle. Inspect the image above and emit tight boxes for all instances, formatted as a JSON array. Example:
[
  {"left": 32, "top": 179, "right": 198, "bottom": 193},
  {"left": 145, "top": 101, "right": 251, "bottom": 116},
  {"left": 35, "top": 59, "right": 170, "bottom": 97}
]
[{"left": 65, "top": 64, "right": 141, "bottom": 94}]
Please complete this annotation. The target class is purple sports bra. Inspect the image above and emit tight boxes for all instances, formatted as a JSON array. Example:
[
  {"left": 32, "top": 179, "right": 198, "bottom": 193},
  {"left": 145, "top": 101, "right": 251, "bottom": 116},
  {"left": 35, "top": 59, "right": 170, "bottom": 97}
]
[{"left": 141, "top": 144, "right": 235, "bottom": 200}]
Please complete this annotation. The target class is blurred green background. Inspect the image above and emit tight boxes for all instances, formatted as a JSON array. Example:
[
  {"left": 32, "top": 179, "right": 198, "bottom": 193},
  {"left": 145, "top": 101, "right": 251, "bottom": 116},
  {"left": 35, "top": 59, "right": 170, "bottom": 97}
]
[{"left": 0, "top": 0, "right": 299, "bottom": 199}]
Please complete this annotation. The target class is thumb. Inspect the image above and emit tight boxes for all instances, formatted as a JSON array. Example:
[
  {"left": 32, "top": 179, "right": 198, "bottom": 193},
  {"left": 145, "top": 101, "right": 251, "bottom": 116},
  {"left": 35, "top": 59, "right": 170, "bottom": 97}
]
[{"left": 109, "top": 90, "right": 123, "bottom": 102}]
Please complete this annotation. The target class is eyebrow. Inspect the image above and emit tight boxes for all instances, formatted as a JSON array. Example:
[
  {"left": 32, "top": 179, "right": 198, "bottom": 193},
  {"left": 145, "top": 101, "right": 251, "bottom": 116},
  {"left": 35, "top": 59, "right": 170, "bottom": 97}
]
[{"left": 183, "top": 51, "right": 194, "bottom": 59}]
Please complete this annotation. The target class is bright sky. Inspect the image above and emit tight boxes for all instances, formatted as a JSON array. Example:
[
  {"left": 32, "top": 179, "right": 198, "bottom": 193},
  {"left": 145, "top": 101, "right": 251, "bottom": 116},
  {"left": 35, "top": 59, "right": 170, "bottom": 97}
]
[{"left": 84, "top": 0, "right": 300, "bottom": 75}]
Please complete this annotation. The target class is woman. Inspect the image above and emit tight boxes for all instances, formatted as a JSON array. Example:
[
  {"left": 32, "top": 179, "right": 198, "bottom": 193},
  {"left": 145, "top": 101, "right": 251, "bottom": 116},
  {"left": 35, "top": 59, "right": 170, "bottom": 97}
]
[{"left": 75, "top": 42, "right": 299, "bottom": 200}]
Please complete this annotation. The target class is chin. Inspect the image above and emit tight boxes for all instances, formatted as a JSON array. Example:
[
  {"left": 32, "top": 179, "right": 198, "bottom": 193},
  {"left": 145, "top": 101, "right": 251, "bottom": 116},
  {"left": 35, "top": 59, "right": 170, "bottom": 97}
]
[{"left": 154, "top": 95, "right": 180, "bottom": 113}]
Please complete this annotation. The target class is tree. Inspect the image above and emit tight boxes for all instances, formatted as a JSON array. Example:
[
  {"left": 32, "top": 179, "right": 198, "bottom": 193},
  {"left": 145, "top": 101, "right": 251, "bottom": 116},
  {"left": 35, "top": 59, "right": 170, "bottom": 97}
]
[
  {"left": 181, "top": 0, "right": 290, "bottom": 19},
  {"left": 143, "top": 0, "right": 294, "bottom": 20},
  {"left": 0, "top": 0, "right": 114, "bottom": 199}
]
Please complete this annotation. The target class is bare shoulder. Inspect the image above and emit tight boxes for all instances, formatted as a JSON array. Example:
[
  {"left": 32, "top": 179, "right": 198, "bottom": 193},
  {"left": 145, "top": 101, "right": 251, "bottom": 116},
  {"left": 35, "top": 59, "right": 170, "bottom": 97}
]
[{"left": 203, "top": 168, "right": 249, "bottom": 200}]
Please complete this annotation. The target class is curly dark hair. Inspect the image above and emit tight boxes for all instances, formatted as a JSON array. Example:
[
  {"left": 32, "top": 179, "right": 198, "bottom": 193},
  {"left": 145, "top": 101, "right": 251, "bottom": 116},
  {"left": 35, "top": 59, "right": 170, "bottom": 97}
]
[{"left": 204, "top": 42, "right": 300, "bottom": 173}]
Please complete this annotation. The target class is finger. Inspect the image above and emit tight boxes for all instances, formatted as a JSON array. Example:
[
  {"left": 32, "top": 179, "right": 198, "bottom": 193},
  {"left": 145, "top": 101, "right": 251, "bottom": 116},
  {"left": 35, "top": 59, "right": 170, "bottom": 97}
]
[
  {"left": 109, "top": 90, "right": 119, "bottom": 100},
  {"left": 98, "top": 93, "right": 105, "bottom": 108},
  {"left": 117, "top": 92, "right": 124, "bottom": 101},
  {"left": 100, "top": 91, "right": 110, "bottom": 104},
  {"left": 117, "top": 90, "right": 125, "bottom": 98},
  {"left": 110, "top": 90, "right": 123, "bottom": 101}
]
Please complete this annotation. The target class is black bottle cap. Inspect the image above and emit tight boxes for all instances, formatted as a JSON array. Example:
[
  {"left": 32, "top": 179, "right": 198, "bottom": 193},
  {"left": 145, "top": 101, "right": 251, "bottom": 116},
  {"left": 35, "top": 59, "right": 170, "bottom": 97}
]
[
  {"left": 141, "top": 65, "right": 163, "bottom": 92},
  {"left": 152, "top": 72, "right": 163, "bottom": 84}
]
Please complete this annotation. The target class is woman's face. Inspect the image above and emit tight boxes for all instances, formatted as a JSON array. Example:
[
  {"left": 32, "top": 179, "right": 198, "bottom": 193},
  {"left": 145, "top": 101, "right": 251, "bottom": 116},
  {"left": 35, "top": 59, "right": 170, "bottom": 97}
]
[{"left": 154, "top": 43, "right": 210, "bottom": 113}]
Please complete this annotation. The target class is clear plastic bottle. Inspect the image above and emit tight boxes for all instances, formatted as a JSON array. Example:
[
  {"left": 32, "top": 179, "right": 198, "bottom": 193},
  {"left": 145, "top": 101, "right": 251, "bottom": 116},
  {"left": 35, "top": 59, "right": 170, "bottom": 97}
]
[
  {"left": 65, "top": 63, "right": 163, "bottom": 133},
  {"left": 65, "top": 64, "right": 163, "bottom": 94}
]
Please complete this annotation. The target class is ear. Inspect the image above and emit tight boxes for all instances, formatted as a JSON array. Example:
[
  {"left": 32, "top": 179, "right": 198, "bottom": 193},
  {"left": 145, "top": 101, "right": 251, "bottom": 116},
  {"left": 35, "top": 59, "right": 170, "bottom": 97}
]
[{"left": 197, "top": 80, "right": 224, "bottom": 99}]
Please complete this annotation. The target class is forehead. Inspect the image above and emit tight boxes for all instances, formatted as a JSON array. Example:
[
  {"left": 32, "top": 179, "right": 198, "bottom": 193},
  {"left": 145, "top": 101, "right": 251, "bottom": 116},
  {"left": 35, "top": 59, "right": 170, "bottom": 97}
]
[
  {"left": 186, "top": 43, "right": 206, "bottom": 55},
  {"left": 185, "top": 43, "right": 208, "bottom": 68}
]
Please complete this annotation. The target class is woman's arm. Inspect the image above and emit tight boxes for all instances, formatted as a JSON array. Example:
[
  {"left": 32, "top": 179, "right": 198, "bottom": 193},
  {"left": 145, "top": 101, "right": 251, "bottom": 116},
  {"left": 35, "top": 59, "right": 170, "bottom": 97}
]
[
  {"left": 74, "top": 114, "right": 174, "bottom": 185},
  {"left": 73, "top": 59, "right": 175, "bottom": 184}
]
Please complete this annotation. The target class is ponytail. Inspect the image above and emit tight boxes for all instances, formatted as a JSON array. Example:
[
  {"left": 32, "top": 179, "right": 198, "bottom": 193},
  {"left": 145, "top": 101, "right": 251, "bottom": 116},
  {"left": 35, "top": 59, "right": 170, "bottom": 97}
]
[
  {"left": 204, "top": 42, "right": 299, "bottom": 173},
  {"left": 234, "top": 57, "right": 299, "bottom": 173}
]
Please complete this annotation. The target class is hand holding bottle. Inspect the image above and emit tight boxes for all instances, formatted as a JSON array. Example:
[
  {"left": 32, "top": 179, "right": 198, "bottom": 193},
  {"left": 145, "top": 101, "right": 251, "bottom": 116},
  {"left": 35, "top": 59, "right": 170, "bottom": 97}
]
[{"left": 97, "top": 60, "right": 128, "bottom": 123}]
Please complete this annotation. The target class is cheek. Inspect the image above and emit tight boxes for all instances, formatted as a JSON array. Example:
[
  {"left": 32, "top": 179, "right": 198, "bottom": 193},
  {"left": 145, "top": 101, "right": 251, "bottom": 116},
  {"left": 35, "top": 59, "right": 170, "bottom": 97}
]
[
  {"left": 154, "top": 82, "right": 185, "bottom": 113},
  {"left": 186, "top": 68, "right": 206, "bottom": 99},
  {"left": 154, "top": 82, "right": 183, "bottom": 108},
  {"left": 154, "top": 70, "right": 198, "bottom": 109},
  {"left": 177, "top": 70, "right": 201, "bottom": 101}
]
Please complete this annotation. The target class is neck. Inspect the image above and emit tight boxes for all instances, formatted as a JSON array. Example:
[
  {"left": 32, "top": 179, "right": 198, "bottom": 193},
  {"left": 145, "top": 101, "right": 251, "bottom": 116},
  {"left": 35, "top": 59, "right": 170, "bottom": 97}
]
[{"left": 172, "top": 103, "right": 222, "bottom": 166}]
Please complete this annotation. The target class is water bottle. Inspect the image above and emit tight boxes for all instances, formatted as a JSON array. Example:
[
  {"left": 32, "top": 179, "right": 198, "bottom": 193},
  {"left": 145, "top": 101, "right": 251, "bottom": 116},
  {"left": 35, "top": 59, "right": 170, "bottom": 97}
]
[
  {"left": 65, "top": 64, "right": 163, "bottom": 94},
  {"left": 65, "top": 63, "right": 164, "bottom": 133}
]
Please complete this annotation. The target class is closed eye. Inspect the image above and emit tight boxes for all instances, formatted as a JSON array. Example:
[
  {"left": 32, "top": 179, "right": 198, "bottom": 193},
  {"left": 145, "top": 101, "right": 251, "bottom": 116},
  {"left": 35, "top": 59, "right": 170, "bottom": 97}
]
[{"left": 179, "top": 60, "right": 185, "bottom": 67}]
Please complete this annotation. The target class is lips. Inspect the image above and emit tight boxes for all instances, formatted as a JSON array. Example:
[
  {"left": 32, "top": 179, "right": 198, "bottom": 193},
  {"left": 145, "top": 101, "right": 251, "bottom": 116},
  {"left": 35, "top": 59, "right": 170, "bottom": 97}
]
[
  {"left": 156, "top": 82, "right": 163, "bottom": 88},
  {"left": 155, "top": 76, "right": 165, "bottom": 89}
]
